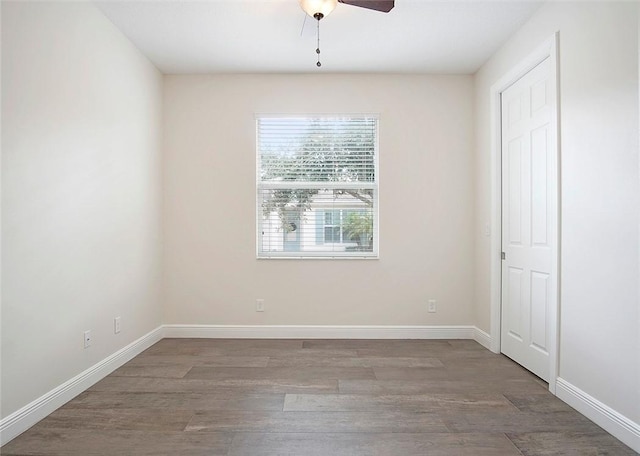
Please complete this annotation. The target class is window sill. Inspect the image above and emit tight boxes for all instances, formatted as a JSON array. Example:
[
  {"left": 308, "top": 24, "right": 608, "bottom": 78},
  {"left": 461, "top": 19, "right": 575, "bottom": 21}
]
[{"left": 256, "top": 255, "right": 379, "bottom": 260}]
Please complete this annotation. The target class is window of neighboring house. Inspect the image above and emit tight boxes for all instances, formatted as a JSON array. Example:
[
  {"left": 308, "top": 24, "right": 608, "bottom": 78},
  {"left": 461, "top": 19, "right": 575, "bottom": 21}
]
[
  {"left": 324, "top": 209, "right": 368, "bottom": 244},
  {"left": 256, "top": 115, "right": 379, "bottom": 258},
  {"left": 324, "top": 210, "right": 343, "bottom": 243}
]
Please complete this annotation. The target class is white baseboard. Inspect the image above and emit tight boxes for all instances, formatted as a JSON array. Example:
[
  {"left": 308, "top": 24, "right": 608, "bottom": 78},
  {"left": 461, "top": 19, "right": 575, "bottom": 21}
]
[
  {"left": 0, "top": 326, "right": 163, "bottom": 446},
  {"left": 162, "top": 324, "right": 477, "bottom": 340},
  {"left": 472, "top": 327, "right": 492, "bottom": 350},
  {"left": 556, "top": 377, "right": 640, "bottom": 453}
]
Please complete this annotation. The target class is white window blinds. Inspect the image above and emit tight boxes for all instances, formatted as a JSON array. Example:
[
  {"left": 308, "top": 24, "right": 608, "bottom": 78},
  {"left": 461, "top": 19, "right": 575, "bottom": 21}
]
[{"left": 257, "top": 116, "right": 379, "bottom": 258}]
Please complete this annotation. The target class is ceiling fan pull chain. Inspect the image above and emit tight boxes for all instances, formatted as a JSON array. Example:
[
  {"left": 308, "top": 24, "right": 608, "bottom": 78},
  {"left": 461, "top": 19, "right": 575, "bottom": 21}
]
[
  {"left": 298, "top": 0, "right": 394, "bottom": 68},
  {"left": 316, "top": 16, "right": 321, "bottom": 67}
]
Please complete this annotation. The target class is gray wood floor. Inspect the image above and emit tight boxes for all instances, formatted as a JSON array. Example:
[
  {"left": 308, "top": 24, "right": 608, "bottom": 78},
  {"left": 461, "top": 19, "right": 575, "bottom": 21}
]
[{"left": 2, "top": 339, "right": 637, "bottom": 455}]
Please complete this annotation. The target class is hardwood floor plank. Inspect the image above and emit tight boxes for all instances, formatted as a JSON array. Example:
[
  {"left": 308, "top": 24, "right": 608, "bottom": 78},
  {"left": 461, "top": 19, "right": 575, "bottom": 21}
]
[
  {"left": 0, "top": 428, "right": 233, "bottom": 456},
  {"left": 142, "top": 338, "right": 305, "bottom": 356},
  {"left": 438, "top": 355, "right": 526, "bottom": 368},
  {"left": 156, "top": 338, "right": 305, "bottom": 349},
  {"left": 109, "top": 364, "right": 193, "bottom": 378},
  {"left": 302, "top": 339, "right": 453, "bottom": 350},
  {"left": 338, "top": 379, "right": 548, "bottom": 395},
  {"left": 186, "top": 410, "right": 448, "bottom": 433},
  {"left": 63, "top": 391, "right": 285, "bottom": 411},
  {"left": 373, "top": 365, "right": 537, "bottom": 381},
  {"left": 503, "top": 392, "right": 577, "bottom": 413},
  {"left": 228, "top": 432, "right": 523, "bottom": 456},
  {"left": 283, "top": 393, "right": 519, "bottom": 412},
  {"left": 506, "top": 431, "right": 639, "bottom": 455},
  {"left": 205, "top": 347, "right": 364, "bottom": 357},
  {"left": 447, "top": 340, "right": 488, "bottom": 350},
  {"left": 356, "top": 347, "right": 504, "bottom": 359},
  {"left": 267, "top": 355, "right": 443, "bottom": 368},
  {"left": 442, "top": 410, "right": 604, "bottom": 433},
  {"left": 34, "top": 409, "right": 194, "bottom": 431},
  {"left": 126, "top": 354, "right": 271, "bottom": 367},
  {"left": 184, "top": 366, "right": 377, "bottom": 381},
  {"left": 348, "top": 339, "right": 494, "bottom": 359},
  {"left": 89, "top": 376, "right": 339, "bottom": 394}
]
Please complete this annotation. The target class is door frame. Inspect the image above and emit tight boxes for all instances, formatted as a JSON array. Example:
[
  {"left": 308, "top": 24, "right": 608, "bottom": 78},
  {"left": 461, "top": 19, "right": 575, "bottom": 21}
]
[{"left": 488, "top": 33, "right": 561, "bottom": 394}]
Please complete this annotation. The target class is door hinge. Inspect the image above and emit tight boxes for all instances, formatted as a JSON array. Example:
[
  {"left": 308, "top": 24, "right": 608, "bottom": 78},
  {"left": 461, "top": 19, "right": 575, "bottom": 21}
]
[{"left": 501, "top": 252, "right": 506, "bottom": 260}]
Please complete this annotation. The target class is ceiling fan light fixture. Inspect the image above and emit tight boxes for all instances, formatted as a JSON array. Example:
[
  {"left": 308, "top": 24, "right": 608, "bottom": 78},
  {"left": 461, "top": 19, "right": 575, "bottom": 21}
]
[{"left": 299, "top": 0, "right": 338, "bottom": 19}]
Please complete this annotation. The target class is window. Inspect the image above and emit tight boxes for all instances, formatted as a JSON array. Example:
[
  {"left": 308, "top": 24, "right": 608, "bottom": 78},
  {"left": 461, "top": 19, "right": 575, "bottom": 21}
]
[
  {"left": 323, "top": 209, "right": 369, "bottom": 245},
  {"left": 257, "top": 115, "right": 378, "bottom": 258}
]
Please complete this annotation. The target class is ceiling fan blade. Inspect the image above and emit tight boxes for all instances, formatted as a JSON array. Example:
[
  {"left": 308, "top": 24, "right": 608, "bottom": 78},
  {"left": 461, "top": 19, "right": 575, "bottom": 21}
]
[{"left": 338, "top": 0, "right": 394, "bottom": 13}]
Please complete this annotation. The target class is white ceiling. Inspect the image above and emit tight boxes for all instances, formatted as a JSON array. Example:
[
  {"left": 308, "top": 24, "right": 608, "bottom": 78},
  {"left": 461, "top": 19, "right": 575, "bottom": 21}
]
[{"left": 96, "top": 0, "right": 543, "bottom": 74}]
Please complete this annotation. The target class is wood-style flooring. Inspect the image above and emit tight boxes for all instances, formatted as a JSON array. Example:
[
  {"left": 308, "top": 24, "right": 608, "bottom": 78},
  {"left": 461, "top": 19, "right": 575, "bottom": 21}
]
[{"left": 2, "top": 339, "right": 637, "bottom": 455}]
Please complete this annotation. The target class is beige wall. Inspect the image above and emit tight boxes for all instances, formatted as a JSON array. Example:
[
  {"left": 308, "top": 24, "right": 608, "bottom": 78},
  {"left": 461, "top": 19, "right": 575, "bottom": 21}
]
[
  {"left": 474, "top": 1, "right": 639, "bottom": 423},
  {"left": 1, "top": 2, "right": 163, "bottom": 418},
  {"left": 163, "top": 74, "right": 474, "bottom": 326}
]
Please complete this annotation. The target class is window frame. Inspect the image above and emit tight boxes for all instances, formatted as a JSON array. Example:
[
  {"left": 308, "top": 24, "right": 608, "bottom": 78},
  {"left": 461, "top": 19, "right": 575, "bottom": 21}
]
[{"left": 255, "top": 114, "right": 380, "bottom": 259}]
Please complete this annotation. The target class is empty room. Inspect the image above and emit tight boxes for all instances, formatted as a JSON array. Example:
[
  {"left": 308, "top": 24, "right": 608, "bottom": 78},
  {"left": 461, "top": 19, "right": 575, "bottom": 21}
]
[{"left": 1, "top": 0, "right": 639, "bottom": 454}]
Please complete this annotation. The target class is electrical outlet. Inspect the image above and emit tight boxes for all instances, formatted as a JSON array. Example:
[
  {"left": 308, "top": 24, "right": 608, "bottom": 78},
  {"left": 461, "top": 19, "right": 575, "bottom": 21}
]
[
  {"left": 256, "top": 299, "right": 265, "bottom": 312},
  {"left": 114, "top": 316, "right": 121, "bottom": 334},
  {"left": 428, "top": 299, "right": 437, "bottom": 313},
  {"left": 83, "top": 330, "right": 92, "bottom": 348}
]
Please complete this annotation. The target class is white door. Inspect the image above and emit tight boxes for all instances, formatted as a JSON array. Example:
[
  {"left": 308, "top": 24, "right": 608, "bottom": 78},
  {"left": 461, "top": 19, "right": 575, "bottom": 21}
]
[{"left": 501, "top": 56, "right": 556, "bottom": 382}]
